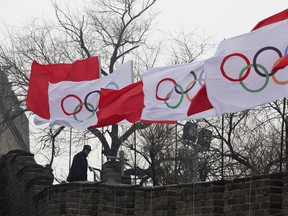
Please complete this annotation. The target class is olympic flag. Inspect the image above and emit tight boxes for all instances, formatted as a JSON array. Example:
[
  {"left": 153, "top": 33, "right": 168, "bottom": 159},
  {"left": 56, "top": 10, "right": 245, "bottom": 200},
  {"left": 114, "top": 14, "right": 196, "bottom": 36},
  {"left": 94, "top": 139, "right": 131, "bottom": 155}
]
[
  {"left": 187, "top": 9, "right": 288, "bottom": 115},
  {"left": 27, "top": 56, "right": 101, "bottom": 119},
  {"left": 141, "top": 61, "right": 216, "bottom": 121},
  {"left": 47, "top": 60, "right": 133, "bottom": 130},
  {"left": 191, "top": 19, "right": 288, "bottom": 116}
]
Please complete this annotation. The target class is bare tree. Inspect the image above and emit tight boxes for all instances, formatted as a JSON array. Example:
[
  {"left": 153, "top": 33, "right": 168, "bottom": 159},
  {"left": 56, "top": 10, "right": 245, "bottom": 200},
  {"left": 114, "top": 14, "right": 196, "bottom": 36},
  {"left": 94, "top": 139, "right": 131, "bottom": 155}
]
[
  {"left": 122, "top": 124, "right": 176, "bottom": 186},
  {"left": 0, "top": 0, "right": 158, "bottom": 182}
]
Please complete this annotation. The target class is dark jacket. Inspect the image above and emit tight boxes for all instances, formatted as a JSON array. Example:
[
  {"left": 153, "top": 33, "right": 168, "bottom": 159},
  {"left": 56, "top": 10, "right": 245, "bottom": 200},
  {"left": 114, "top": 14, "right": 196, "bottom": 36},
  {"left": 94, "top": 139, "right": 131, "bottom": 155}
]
[{"left": 67, "top": 151, "right": 88, "bottom": 182}]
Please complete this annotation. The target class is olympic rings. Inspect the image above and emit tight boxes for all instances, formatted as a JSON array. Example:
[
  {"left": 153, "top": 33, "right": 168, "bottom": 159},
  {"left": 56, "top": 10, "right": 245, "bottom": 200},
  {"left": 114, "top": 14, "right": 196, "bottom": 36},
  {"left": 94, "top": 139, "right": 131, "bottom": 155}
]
[
  {"left": 60, "top": 81, "right": 120, "bottom": 121},
  {"left": 155, "top": 69, "right": 204, "bottom": 109},
  {"left": 220, "top": 45, "right": 288, "bottom": 93}
]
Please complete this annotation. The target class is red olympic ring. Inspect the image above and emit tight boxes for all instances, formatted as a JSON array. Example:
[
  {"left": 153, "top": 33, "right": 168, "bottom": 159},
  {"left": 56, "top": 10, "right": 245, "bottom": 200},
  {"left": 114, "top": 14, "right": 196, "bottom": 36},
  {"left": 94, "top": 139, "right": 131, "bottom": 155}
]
[
  {"left": 220, "top": 53, "right": 251, "bottom": 82},
  {"left": 61, "top": 94, "right": 83, "bottom": 116},
  {"left": 156, "top": 78, "right": 177, "bottom": 101}
]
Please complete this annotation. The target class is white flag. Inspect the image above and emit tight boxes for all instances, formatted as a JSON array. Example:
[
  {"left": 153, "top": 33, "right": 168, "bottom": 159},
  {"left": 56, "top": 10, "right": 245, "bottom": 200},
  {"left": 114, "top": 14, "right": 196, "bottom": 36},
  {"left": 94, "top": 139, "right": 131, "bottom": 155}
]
[
  {"left": 48, "top": 61, "right": 133, "bottom": 130},
  {"left": 141, "top": 61, "right": 216, "bottom": 121},
  {"left": 205, "top": 19, "right": 288, "bottom": 115}
]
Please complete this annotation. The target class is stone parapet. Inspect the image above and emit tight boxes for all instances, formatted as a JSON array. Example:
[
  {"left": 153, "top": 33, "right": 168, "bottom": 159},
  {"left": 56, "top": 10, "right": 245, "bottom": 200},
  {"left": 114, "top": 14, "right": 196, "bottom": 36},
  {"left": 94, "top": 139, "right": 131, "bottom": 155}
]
[{"left": 1, "top": 150, "right": 287, "bottom": 216}]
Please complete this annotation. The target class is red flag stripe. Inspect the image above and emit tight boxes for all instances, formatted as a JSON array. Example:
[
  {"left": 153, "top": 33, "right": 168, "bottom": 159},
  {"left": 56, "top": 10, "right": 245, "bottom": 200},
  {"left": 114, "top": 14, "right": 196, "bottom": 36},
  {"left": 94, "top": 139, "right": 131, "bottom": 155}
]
[
  {"left": 272, "top": 55, "right": 288, "bottom": 72},
  {"left": 251, "top": 9, "right": 288, "bottom": 31}
]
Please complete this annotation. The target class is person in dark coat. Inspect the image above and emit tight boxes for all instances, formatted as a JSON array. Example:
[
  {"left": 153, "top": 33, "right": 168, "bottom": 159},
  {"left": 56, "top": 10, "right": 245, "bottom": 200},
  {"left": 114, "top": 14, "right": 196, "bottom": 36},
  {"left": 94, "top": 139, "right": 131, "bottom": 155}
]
[{"left": 67, "top": 145, "right": 91, "bottom": 182}]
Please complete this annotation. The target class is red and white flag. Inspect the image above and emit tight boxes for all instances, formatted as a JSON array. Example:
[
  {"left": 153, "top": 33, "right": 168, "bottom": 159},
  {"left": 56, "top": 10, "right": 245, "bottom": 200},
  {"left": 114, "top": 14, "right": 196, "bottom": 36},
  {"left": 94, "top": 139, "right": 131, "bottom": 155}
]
[
  {"left": 188, "top": 9, "right": 288, "bottom": 117},
  {"left": 141, "top": 61, "right": 216, "bottom": 121},
  {"left": 27, "top": 56, "right": 101, "bottom": 119},
  {"left": 197, "top": 19, "right": 288, "bottom": 116},
  {"left": 47, "top": 61, "right": 133, "bottom": 130}
]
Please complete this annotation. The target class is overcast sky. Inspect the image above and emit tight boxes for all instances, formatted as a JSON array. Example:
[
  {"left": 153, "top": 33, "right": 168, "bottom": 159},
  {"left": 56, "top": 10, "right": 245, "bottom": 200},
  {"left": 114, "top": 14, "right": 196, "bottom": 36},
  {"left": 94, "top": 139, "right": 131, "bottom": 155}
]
[{"left": 0, "top": 0, "right": 287, "bottom": 43}]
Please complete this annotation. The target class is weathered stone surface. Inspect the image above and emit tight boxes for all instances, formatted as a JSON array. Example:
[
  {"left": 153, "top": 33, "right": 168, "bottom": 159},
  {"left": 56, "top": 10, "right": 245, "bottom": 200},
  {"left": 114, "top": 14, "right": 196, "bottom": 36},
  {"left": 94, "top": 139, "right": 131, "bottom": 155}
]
[{"left": 2, "top": 150, "right": 288, "bottom": 215}]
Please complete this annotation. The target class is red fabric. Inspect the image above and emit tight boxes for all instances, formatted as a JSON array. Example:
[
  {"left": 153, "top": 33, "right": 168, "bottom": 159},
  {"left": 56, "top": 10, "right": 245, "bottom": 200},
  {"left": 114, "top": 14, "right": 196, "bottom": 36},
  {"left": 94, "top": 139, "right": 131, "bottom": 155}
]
[
  {"left": 140, "top": 119, "right": 176, "bottom": 124},
  {"left": 94, "top": 81, "right": 144, "bottom": 127},
  {"left": 251, "top": 9, "right": 288, "bottom": 31},
  {"left": 187, "top": 83, "right": 213, "bottom": 116},
  {"left": 94, "top": 81, "right": 176, "bottom": 127},
  {"left": 272, "top": 55, "right": 288, "bottom": 72},
  {"left": 26, "top": 56, "right": 100, "bottom": 119},
  {"left": 187, "top": 9, "right": 288, "bottom": 117}
]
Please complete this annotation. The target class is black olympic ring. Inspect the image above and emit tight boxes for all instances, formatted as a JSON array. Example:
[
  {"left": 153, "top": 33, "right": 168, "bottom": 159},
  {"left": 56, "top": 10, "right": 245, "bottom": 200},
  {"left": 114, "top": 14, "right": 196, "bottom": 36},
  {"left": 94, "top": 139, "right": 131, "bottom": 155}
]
[
  {"left": 174, "top": 71, "right": 197, "bottom": 94},
  {"left": 84, "top": 90, "right": 100, "bottom": 112},
  {"left": 253, "top": 46, "right": 282, "bottom": 77}
]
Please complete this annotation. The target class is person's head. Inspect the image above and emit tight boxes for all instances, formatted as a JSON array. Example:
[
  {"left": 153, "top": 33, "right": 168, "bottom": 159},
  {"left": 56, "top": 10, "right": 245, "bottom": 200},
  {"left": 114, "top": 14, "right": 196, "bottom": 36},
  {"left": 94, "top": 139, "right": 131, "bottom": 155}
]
[{"left": 83, "top": 145, "right": 92, "bottom": 156}]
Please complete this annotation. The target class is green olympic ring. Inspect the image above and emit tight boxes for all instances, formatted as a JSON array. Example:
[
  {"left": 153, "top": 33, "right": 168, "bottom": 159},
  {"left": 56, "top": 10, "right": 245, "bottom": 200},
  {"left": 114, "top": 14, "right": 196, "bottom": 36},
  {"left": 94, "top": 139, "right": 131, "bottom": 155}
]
[
  {"left": 73, "top": 102, "right": 95, "bottom": 122},
  {"left": 164, "top": 83, "right": 184, "bottom": 109},
  {"left": 239, "top": 64, "right": 269, "bottom": 93}
]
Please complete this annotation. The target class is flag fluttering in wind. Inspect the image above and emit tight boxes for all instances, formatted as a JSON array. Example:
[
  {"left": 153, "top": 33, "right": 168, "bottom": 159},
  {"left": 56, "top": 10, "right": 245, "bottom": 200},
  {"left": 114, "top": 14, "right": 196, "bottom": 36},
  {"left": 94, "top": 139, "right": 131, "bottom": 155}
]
[
  {"left": 47, "top": 61, "right": 133, "bottom": 130},
  {"left": 188, "top": 9, "right": 288, "bottom": 117},
  {"left": 95, "top": 81, "right": 144, "bottom": 127},
  {"left": 27, "top": 56, "right": 101, "bottom": 119},
  {"left": 272, "top": 54, "right": 288, "bottom": 72},
  {"left": 142, "top": 61, "right": 216, "bottom": 121},
  {"left": 251, "top": 8, "right": 288, "bottom": 31}
]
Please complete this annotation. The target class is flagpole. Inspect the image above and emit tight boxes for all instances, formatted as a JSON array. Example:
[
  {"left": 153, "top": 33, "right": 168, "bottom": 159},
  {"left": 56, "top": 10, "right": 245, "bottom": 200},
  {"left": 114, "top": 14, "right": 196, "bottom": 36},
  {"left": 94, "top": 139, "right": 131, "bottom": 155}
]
[
  {"left": 134, "top": 123, "right": 137, "bottom": 185},
  {"left": 280, "top": 97, "right": 286, "bottom": 172},
  {"left": 69, "top": 127, "right": 72, "bottom": 169},
  {"left": 174, "top": 122, "right": 178, "bottom": 183},
  {"left": 101, "top": 127, "right": 104, "bottom": 169},
  {"left": 221, "top": 115, "right": 224, "bottom": 180}
]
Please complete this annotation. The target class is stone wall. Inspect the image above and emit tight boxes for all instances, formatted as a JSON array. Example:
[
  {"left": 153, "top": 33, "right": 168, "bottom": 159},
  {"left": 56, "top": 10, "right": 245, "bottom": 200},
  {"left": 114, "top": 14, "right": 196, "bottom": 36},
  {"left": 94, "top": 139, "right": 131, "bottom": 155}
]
[
  {"left": 0, "top": 71, "right": 29, "bottom": 155},
  {"left": 1, "top": 149, "right": 288, "bottom": 216}
]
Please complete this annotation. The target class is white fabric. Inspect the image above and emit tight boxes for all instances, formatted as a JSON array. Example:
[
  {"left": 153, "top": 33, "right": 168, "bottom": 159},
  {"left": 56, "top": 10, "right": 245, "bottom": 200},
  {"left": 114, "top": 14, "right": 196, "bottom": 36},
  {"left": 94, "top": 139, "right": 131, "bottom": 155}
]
[
  {"left": 33, "top": 114, "right": 50, "bottom": 125},
  {"left": 48, "top": 60, "right": 133, "bottom": 130},
  {"left": 205, "top": 19, "right": 288, "bottom": 115},
  {"left": 141, "top": 61, "right": 216, "bottom": 121}
]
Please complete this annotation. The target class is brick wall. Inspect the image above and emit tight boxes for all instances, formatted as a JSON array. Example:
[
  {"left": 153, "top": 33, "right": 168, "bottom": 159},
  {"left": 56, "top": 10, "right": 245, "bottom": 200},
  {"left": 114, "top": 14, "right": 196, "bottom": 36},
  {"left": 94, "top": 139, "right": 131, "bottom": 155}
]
[{"left": 1, "top": 149, "right": 288, "bottom": 216}]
